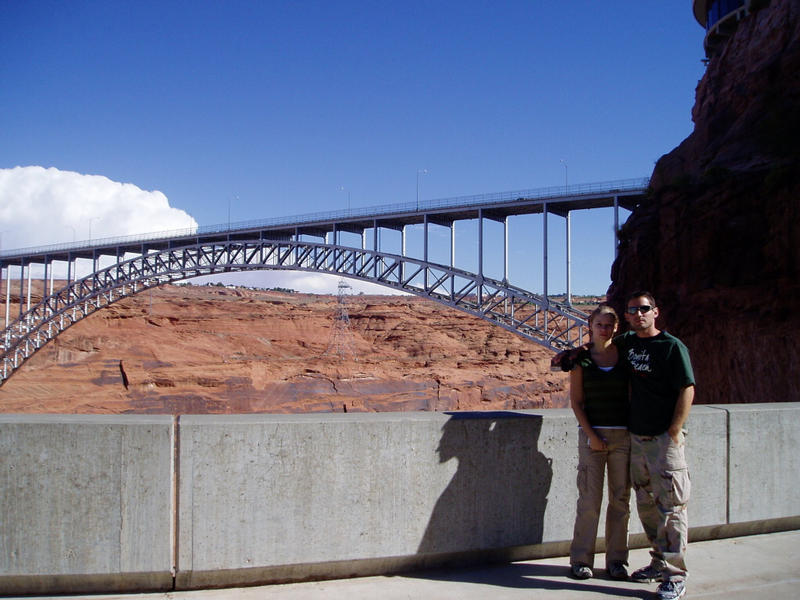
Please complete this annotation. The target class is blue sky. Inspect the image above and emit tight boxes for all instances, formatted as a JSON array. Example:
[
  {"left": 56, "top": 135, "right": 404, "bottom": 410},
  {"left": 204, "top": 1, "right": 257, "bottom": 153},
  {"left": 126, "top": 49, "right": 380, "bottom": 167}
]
[{"left": 0, "top": 1, "right": 707, "bottom": 295}]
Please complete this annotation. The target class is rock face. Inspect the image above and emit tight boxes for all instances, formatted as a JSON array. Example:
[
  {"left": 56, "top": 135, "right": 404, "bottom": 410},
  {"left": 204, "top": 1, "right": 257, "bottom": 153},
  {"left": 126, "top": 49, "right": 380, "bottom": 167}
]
[
  {"left": 609, "top": 0, "right": 800, "bottom": 403},
  {"left": 0, "top": 284, "right": 569, "bottom": 414}
]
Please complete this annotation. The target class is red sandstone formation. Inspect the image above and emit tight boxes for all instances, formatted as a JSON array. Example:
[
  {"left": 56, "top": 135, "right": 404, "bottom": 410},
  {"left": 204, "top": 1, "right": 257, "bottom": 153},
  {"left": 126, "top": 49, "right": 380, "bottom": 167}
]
[
  {"left": 0, "top": 284, "right": 570, "bottom": 414},
  {"left": 609, "top": 0, "right": 800, "bottom": 403}
]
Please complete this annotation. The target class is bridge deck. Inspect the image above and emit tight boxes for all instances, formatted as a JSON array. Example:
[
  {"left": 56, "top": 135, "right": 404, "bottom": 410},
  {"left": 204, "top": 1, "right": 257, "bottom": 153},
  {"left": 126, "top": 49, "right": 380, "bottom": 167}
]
[{"left": 0, "top": 178, "right": 647, "bottom": 266}]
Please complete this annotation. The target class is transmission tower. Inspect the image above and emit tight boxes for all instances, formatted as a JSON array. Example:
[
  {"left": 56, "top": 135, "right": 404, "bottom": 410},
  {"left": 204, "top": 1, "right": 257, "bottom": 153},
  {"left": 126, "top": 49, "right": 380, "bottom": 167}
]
[{"left": 322, "top": 279, "right": 358, "bottom": 361}]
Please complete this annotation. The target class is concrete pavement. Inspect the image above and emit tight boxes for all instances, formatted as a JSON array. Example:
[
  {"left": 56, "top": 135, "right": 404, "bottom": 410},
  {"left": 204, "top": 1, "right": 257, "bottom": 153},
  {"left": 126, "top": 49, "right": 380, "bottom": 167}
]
[{"left": 9, "top": 530, "right": 799, "bottom": 600}]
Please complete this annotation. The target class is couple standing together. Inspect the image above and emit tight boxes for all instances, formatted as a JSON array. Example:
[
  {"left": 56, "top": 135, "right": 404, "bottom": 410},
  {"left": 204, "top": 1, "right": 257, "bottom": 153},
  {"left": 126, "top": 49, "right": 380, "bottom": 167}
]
[{"left": 561, "top": 291, "right": 695, "bottom": 600}]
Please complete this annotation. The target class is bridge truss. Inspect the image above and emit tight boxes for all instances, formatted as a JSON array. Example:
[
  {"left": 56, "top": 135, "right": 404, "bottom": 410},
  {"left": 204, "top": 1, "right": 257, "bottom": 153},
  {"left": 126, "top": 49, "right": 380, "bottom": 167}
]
[{"left": 0, "top": 239, "right": 589, "bottom": 385}]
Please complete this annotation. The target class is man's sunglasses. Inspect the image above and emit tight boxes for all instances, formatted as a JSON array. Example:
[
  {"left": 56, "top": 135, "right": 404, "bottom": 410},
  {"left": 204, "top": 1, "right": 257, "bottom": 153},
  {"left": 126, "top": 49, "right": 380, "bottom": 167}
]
[{"left": 626, "top": 305, "right": 653, "bottom": 315}]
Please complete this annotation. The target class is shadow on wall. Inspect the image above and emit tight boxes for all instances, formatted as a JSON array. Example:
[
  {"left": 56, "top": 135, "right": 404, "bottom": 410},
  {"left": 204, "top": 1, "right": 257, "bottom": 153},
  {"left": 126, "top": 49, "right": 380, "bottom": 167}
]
[{"left": 417, "top": 412, "right": 553, "bottom": 555}]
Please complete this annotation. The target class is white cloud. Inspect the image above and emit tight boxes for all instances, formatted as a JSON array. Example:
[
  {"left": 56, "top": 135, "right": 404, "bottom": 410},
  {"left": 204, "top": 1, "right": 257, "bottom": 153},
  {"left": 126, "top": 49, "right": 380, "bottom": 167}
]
[
  {"left": 0, "top": 166, "right": 196, "bottom": 251},
  {"left": 0, "top": 166, "right": 406, "bottom": 295}
]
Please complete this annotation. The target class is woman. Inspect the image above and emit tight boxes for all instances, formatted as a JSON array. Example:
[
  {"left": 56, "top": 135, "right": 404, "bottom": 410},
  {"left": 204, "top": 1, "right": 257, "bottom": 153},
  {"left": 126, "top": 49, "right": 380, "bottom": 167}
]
[{"left": 569, "top": 304, "right": 631, "bottom": 580}]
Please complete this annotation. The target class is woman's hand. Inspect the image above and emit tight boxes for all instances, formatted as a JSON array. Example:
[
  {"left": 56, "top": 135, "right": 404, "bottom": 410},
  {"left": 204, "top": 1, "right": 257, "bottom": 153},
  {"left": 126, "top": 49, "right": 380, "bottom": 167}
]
[{"left": 588, "top": 433, "right": 607, "bottom": 451}]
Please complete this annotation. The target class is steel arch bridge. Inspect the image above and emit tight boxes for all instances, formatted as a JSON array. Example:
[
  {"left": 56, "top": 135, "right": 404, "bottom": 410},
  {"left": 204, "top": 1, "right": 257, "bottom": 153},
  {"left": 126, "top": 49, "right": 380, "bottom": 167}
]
[
  {"left": 0, "top": 239, "right": 588, "bottom": 385},
  {"left": 0, "top": 177, "right": 649, "bottom": 386}
]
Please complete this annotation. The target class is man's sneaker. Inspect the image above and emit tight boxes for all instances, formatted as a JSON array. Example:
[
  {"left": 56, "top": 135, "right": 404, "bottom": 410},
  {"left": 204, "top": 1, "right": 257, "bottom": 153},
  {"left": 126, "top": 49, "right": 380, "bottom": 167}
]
[
  {"left": 570, "top": 564, "right": 593, "bottom": 579},
  {"left": 656, "top": 579, "right": 686, "bottom": 600},
  {"left": 607, "top": 561, "right": 628, "bottom": 580},
  {"left": 630, "top": 564, "right": 663, "bottom": 583}
]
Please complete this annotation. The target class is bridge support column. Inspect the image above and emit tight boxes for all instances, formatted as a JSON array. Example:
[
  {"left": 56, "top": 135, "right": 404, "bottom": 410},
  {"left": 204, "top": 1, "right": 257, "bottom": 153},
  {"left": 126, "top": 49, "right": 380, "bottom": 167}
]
[
  {"left": 26, "top": 263, "right": 32, "bottom": 314},
  {"left": 3, "top": 267, "right": 9, "bottom": 335},
  {"left": 478, "top": 209, "right": 484, "bottom": 307},
  {"left": 542, "top": 203, "right": 548, "bottom": 299},
  {"left": 401, "top": 226, "right": 406, "bottom": 282},
  {"left": 503, "top": 216, "right": 509, "bottom": 314},
  {"left": 115, "top": 249, "right": 122, "bottom": 295},
  {"left": 373, "top": 220, "right": 379, "bottom": 279},
  {"left": 450, "top": 222, "right": 455, "bottom": 300},
  {"left": 503, "top": 216, "right": 509, "bottom": 284},
  {"left": 566, "top": 211, "right": 572, "bottom": 306},
  {"left": 424, "top": 215, "right": 429, "bottom": 291},
  {"left": 294, "top": 228, "right": 300, "bottom": 267},
  {"left": 66, "top": 254, "right": 73, "bottom": 304},
  {"left": 542, "top": 203, "right": 549, "bottom": 333},
  {"left": 361, "top": 230, "right": 367, "bottom": 273},
  {"left": 331, "top": 226, "right": 338, "bottom": 271},
  {"left": 42, "top": 260, "right": 48, "bottom": 316},
  {"left": 18, "top": 263, "right": 24, "bottom": 322},
  {"left": 325, "top": 231, "right": 331, "bottom": 270}
]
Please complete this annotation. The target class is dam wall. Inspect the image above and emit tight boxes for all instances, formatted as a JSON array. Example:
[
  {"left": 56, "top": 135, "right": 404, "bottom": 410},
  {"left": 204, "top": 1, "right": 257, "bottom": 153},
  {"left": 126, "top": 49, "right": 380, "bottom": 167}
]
[{"left": 1, "top": 404, "right": 798, "bottom": 594}]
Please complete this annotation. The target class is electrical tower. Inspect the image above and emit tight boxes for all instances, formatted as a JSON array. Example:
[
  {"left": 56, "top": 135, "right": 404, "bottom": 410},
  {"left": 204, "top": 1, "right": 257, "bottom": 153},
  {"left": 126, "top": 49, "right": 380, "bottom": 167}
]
[{"left": 322, "top": 279, "right": 358, "bottom": 361}]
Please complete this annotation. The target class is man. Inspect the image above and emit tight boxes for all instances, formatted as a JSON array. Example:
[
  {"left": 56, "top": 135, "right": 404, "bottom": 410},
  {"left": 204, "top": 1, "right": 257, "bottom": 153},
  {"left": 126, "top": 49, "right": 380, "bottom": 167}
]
[{"left": 617, "top": 291, "right": 695, "bottom": 600}]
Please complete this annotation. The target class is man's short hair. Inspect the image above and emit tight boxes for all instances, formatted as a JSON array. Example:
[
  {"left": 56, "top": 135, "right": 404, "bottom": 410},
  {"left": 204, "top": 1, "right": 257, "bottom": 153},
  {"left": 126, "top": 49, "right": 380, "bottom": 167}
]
[{"left": 626, "top": 290, "right": 657, "bottom": 307}]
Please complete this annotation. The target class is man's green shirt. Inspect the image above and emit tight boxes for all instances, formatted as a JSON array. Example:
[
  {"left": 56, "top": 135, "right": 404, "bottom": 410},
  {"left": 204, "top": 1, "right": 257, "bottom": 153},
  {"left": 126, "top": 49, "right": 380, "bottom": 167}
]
[{"left": 615, "top": 330, "right": 695, "bottom": 436}]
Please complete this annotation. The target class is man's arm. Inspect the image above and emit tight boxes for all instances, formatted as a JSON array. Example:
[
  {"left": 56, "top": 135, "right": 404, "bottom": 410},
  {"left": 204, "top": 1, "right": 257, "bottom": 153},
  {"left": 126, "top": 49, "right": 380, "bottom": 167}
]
[
  {"left": 668, "top": 384, "right": 695, "bottom": 443},
  {"left": 550, "top": 344, "right": 589, "bottom": 372}
]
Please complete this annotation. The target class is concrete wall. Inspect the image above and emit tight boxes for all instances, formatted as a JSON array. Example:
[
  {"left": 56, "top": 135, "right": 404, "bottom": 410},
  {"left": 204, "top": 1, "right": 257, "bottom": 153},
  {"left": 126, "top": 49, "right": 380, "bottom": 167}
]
[
  {"left": 176, "top": 412, "right": 566, "bottom": 588},
  {"left": 1, "top": 404, "right": 798, "bottom": 594},
  {"left": 726, "top": 404, "right": 800, "bottom": 522},
  {"left": 0, "top": 415, "right": 174, "bottom": 595}
]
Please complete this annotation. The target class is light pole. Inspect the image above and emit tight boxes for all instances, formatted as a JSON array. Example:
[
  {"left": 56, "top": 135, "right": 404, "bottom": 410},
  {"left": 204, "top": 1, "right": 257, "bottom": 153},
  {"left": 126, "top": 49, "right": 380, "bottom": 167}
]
[
  {"left": 66, "top": 225, "right": 76, "bottom": 242},
  {"left": 339, "top": 186, "right": 351, "bottom": 213},
  {"left": 560, "top": 159, "right": 568, "bottom": 194},
  {"left": 416, "top": 169, "right": 428, "bottom": 211},
  {"left": 88, "top": 217, "right": 95, "bottom": 240}
]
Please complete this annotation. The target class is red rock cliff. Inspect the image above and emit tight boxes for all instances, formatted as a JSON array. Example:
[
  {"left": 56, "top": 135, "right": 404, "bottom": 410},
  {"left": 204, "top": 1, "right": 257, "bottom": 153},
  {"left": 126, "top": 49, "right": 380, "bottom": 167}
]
[{"left": 609, "top": 0, "right": 800, "bottom": 403}]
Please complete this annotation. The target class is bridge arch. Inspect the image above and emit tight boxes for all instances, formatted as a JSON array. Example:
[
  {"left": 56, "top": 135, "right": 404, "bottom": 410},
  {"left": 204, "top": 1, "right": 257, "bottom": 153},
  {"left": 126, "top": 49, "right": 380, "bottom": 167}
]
[{"left": 1, "top": 239, "right": 588, "bottom": 385}]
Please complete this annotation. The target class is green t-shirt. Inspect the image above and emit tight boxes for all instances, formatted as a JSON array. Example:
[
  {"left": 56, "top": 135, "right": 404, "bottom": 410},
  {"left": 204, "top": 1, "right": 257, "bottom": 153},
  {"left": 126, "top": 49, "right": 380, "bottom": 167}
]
[{"left": 615, "top": 331, "right": 695, "bottom": 436}]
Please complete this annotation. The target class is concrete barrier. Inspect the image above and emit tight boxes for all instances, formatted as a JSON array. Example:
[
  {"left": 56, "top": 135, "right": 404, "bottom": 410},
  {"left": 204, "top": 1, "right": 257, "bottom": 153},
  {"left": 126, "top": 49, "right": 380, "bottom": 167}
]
[
  {"left": 1, "top": 405, "right": 798, "bottom": 594},
  {"left": 722, "top": 403, "right": 800, "bottom": 522},
  {"left": 176, "top": 411, "right": 566, "bottom": 588},
  {"left": 0, "top": 415, "right": 175, "bottom": 595}
]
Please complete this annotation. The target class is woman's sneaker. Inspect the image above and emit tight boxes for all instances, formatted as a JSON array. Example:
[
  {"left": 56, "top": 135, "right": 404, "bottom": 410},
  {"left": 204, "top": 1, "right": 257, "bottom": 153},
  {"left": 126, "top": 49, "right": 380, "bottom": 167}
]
[
  {"left": 607, "top": 561, "right": 628, "bottom": 580},
  {"left": 570, "top": 564, "right": 593, "bottom": 579},
  {"left": 656, "top": 579, "right": 686, "bottom": 599},
  {"left": 630, "top": 563, "right": 663, "bottom": 582}
]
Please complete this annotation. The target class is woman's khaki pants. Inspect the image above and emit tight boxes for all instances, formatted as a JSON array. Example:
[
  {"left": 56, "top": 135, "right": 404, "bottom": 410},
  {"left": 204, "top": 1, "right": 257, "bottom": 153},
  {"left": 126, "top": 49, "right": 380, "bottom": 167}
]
[{"left": 570, "top": 427, "right": 631, "bottom": 568}]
